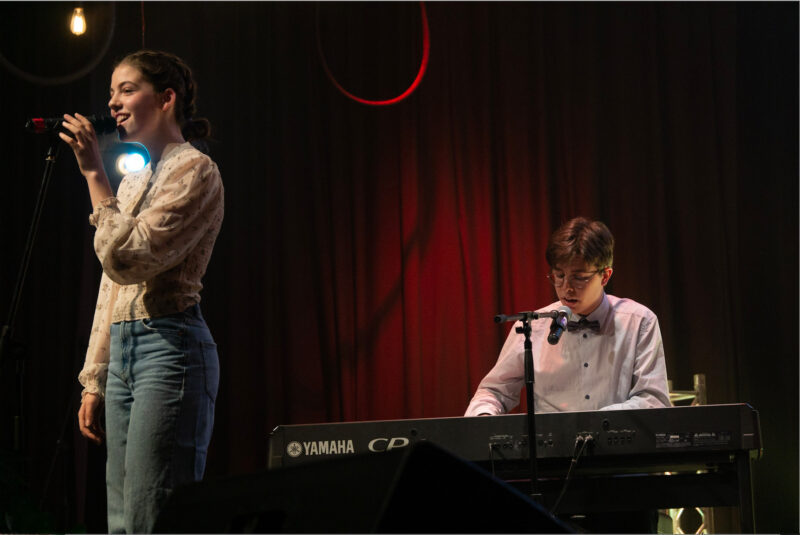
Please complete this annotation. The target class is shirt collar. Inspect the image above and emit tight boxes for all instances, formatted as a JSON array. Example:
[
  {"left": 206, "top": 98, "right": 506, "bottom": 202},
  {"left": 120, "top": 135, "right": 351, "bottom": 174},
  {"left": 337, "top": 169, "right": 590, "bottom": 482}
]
[
  {"left": 570, "top": 292, "right": 610, "bottom": 324},
  {"left": 145, "top": 141, "right": 193, "bottom": 175}
]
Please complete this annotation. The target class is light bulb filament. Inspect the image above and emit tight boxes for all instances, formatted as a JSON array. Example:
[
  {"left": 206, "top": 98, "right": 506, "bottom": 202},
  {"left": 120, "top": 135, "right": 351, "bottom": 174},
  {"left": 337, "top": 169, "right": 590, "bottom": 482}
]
[{"left": 71, "top": 7, "right": 86, "bottom": 36}]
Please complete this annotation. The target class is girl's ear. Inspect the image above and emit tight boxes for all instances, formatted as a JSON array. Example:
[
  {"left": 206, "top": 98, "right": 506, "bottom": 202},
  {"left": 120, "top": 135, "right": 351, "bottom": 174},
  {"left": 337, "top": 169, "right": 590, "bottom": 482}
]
[{"left": 160, "top": 88, "right": 177, "bottom": 113}]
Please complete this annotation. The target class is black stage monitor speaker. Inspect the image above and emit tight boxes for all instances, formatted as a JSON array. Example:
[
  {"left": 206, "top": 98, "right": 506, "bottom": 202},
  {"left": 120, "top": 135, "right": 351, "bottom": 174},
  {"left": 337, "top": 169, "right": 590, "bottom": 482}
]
[{"left": 155, "top": 441, "right": 574, "bottom": 533}]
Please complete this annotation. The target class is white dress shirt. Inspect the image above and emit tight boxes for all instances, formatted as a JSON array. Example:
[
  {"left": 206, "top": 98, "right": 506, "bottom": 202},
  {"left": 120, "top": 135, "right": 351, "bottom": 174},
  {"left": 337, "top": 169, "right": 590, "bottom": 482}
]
[{"left": 465, "top": 293, "right": 671, "bottom": 415}]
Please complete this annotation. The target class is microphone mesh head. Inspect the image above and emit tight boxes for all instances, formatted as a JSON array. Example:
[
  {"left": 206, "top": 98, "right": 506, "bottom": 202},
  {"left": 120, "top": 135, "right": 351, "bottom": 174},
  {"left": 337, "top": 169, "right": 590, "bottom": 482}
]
[{"left": 89, "top": 115, "right": 118, "bottom": 135}]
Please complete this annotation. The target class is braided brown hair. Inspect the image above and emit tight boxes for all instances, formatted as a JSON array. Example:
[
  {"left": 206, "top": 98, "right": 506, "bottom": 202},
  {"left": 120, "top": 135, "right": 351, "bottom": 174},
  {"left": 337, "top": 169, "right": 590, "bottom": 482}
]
[{"left": 114, "top": 50, "right": 211, "bottom": 141}]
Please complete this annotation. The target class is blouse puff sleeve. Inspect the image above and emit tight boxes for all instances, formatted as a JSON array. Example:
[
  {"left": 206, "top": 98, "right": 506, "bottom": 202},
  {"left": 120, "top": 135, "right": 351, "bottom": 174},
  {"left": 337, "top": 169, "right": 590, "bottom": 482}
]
[{"left": 78, "top": 151, "right": 222, "bottom": 399}]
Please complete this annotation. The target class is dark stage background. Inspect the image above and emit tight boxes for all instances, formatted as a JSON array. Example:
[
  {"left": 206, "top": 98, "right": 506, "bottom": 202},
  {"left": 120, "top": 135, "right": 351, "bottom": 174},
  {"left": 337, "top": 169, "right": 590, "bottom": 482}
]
[{"left": 0, "top": 1, "right": 797, "bottom": 533}]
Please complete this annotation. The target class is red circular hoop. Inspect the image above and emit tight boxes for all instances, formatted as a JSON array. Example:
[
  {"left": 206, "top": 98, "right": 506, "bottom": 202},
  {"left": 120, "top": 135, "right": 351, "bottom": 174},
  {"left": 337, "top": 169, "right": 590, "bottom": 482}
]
[{"left": 316, "top": 2, "right": 430, "bottom": 106}]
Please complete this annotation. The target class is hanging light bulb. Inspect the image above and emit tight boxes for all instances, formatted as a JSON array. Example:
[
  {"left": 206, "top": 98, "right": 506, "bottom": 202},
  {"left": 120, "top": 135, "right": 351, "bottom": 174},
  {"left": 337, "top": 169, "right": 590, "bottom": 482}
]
[{"left": 70, "top": 7, "right": 87, "bottom": 36}]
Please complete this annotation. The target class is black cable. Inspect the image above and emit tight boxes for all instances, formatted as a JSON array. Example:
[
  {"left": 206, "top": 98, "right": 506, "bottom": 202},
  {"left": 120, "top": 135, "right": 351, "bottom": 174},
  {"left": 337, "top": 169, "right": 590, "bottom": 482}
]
[{"left": 550, "top": 434, "right": 592, "bottom": 515}]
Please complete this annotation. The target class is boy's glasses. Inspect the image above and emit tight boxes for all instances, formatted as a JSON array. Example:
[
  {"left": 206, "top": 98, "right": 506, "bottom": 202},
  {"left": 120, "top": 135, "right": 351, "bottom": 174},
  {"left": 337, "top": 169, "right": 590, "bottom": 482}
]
[{"left": 546, "top": 269, "right": 606, "bottom": 290}]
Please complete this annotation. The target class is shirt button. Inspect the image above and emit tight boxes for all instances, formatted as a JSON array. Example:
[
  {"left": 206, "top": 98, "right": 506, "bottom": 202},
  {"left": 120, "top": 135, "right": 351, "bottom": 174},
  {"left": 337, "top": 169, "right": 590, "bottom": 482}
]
[
  {"left": 584, "top": 363, "right": 589, "bottom": 368},
  {"left": 585, "top": 394, "right": 590, "bottom": 400}
]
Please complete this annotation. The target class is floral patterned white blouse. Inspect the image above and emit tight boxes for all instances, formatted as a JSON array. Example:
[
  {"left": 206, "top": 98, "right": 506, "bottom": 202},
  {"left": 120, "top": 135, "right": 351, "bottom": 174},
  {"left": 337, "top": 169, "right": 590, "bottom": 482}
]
[{"left": 78, "top": 142, "right": 224, "bottom": 399}]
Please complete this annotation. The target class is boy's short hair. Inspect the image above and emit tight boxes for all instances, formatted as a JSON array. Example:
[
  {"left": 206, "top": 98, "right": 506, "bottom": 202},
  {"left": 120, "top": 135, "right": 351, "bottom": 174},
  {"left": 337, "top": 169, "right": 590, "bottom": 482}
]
[{"left": 545, "top": 217, "right": 614, "bottom": 270}]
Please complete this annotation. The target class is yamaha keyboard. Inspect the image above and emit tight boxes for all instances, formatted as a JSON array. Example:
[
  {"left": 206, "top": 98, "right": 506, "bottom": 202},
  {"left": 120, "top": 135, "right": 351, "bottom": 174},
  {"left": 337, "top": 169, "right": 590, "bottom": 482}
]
[
  {"left": 269, "top": 404, "right": 762, "bottom": 532},
  {"left": 269, "top": 404, "right": 760, "bottom": 471}
]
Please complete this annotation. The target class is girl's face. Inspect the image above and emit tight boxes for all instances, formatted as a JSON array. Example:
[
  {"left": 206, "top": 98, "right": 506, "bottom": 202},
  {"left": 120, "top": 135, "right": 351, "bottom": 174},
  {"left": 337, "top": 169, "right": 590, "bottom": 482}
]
[{"left": 108, "top": 63, "right": 170, "bottom": 146}]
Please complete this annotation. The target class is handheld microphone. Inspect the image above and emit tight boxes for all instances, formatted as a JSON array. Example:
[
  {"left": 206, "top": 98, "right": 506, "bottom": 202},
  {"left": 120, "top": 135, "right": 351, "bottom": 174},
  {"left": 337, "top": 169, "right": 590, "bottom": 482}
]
[
  {"left": 24, "top": 115, "right": 117, "bottom": 136},
  {"left": 547, "top": 306, "right": 571, "bottom": 345}
]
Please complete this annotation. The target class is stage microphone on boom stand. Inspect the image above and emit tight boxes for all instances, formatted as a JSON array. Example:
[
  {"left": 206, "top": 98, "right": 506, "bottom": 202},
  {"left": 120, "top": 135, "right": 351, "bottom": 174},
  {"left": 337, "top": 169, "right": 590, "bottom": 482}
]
[
  {"left": 493, "top": 305, "right": 571, "bottom": 502},
  {"left": 24, "top": 114, "right": 117, "bottom": 136},
  {"left": 547, "top": 307, "right": 570, "bottom": 345}
]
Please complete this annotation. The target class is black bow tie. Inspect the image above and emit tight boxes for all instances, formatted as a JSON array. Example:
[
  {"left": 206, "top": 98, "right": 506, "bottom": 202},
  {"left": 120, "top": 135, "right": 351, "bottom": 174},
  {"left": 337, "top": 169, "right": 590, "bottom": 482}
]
[{"left": 567, "top": 318, "right": 601, "bottom": 332}]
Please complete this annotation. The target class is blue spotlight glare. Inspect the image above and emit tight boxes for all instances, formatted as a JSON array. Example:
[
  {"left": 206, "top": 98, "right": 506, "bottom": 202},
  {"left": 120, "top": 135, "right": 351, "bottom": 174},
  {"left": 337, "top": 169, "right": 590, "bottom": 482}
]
[
  {"left": 117, "top": 152, "right": 146, "bottom": 174},
  {"left": 112, "top": 143, "right": 150, "bottom": 175},
  {"left": 102, "top": 142, "right": 151, "bottom": 193}
]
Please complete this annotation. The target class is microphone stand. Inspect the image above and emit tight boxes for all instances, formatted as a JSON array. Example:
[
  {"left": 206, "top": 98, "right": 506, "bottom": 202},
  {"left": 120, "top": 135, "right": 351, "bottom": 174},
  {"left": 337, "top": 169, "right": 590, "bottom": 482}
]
[
  {"left": 0, "top": 134, "right": 61, "bottom": 452},
  {"left": 494, "top": 311, "right": 544, "bottom": 502}
]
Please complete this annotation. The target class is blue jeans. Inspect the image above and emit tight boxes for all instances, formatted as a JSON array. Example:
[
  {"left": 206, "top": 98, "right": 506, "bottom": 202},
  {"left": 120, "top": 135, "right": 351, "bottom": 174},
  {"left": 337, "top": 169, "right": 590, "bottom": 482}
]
[{"left": 105, "top": 304, "right": 219, "bottom": 533}]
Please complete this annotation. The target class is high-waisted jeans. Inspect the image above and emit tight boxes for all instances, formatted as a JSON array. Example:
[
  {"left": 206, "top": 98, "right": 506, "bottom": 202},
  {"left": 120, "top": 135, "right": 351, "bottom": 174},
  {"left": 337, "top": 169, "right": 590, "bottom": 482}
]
[{"left": 106, "top": 304, "right": 219, "bottom": 533}]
